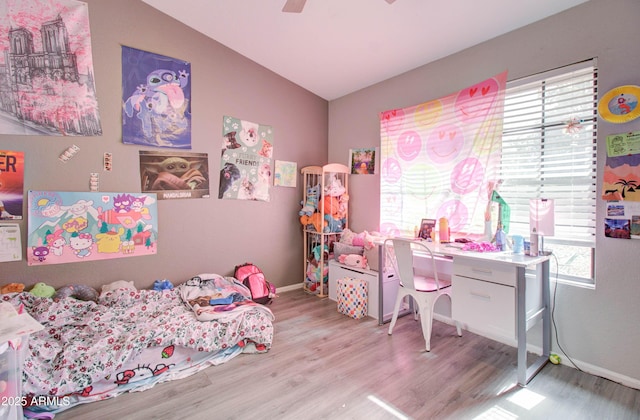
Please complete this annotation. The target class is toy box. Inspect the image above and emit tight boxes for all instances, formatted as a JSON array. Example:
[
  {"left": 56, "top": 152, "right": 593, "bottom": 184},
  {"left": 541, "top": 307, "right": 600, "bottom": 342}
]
[{"left": 336, "top": 277, "right": 368, "bottom": 320}]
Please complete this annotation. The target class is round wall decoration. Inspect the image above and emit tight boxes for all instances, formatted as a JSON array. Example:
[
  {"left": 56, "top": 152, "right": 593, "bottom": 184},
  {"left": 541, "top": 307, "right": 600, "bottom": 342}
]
[{"left": 598, "top": 85, "right": 640, "bottom": 123}]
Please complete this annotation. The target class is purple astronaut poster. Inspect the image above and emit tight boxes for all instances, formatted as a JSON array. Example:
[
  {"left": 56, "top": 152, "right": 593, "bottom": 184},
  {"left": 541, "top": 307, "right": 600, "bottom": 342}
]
[{"left": 122, "top": 46, "right": 191, "bottom": 149}]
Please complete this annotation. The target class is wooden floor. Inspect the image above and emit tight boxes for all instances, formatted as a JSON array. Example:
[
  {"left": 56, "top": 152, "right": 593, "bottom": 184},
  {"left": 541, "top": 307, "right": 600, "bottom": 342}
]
[{"left": 57, "top": 289, "right": 640, "bottom": 420}]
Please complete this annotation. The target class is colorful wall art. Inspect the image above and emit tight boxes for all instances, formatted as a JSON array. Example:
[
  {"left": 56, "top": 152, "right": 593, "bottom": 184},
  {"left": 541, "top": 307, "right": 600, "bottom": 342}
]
[
  {"left": 602, "top": 131, "right": 640, "bottom": 201},
  {"left": 140, "top": 151, "right": 210, "bottom": 200},
  {"left": 220, "top": 116, "right": 274, "bottom": 201},
  {"left": 122, "top": 46, "right": 191, "bottom": 149},
  {"left": 349, "top": 148, "right": 376, "bottom": 175},
  {"left": 0, "top": 150, "right": 24, "bottom": 219},
  {"left": 27, "top": 191, "right": 158, "bottom": 266},
  {"left": 274, "top": 160, "right": 297, "bottom": 187},
  {"left": 0, "top": 0, "right": 102, "bottom": 136}
]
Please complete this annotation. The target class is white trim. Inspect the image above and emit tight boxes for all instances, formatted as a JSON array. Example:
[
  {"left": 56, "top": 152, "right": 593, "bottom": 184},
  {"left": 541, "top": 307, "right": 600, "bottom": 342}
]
[
  {"left": 433, "top": 314, "right": 640, "bottom": 390},
  {"left": 278, "top": 283, "right": 303, "bottom": 293}
]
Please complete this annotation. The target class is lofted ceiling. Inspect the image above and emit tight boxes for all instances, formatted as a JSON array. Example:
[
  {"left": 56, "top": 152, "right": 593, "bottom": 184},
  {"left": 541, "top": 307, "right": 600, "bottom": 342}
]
[{"left": 141, "top": 0, "right": 588, "bottom": 101}]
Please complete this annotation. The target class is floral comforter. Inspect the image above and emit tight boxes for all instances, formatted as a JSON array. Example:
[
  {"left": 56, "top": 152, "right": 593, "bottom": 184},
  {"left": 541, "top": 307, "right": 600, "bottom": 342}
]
[{"left": 2, "top": 275, "right": 274, "bottom": 398}]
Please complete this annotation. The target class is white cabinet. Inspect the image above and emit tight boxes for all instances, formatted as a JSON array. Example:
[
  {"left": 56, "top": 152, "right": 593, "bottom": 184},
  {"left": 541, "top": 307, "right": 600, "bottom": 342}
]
[
  {"left": 328, "top": 260, "right": 380, "bottom": 320},
  {"left": 452, "top": 256, "right": 543, "bottom": 346}
]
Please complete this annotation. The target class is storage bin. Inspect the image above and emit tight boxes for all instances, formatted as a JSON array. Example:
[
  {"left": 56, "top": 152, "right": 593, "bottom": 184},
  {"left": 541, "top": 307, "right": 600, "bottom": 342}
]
[{"left": 336, "top": 277, "right": 368, "bottom": 319}]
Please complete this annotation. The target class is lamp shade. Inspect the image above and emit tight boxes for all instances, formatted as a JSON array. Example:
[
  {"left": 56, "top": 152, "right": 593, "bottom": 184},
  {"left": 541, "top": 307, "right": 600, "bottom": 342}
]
[{"left": 530, "top": 199, "right": 555, "bottom": 236}]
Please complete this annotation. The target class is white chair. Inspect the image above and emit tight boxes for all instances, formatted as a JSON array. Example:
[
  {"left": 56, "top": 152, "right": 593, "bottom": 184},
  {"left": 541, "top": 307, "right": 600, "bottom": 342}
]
[{"left": 385, "top": 238, "right": 461, "bottom": 351}]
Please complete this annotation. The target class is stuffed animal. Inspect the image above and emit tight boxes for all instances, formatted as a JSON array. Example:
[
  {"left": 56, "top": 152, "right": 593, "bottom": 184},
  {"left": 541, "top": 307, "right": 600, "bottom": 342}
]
[
  {"left": 340, "top": 228, "right": 357, "bottom": 245},
  {"left": 1, "top": 283, "right": 25, "bottom": 294},
  {"left": 323, "top": 214, "right": 343, "bottom": 233},
  {"left": 352, "top": 231, "right": 375, "bottom": 250},
  {"left": 338, "top": 254, "right": 369, "bottom": 269},
  {"left": 299, "top": 184, "right": 320, "bottom": 216},
  {"left": 153, "top": 279, "right": 174, "bottom": 291},
  {"left": 322, "top": 195, "right": 340, "bottom": 218},
  {"left": 311, "top": 244, "right": 329, "bottom": 262},
  {"left": 339, "top": 228, "right": 375, "bottom": 250},
  {"left": 54, "top": 284, "right": 99, "bottom": 302},
  {"left": 29, "top": 282, "right": 56, "bottom": 298},
  {"left": 101, "top": 280, "right": 137, "bottom": 297},
  {"left": 323, "top": 174, "right": 346, "bottom": 197},
  {"left": 300, "top": 213, "right": 327, "bottom": 233},
  {"left": 337, "top": 193, "right": 349, "bottom": 220}
]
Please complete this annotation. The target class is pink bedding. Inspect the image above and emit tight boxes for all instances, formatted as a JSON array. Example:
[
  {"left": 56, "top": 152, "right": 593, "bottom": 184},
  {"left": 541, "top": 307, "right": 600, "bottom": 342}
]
[{"left": 1, "top": 274, "right": 274, "bottom": 411}]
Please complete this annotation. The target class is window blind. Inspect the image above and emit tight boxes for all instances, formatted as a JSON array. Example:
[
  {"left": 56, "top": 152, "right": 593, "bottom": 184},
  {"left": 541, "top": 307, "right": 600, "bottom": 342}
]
[{"left": 498, "top": 59, "right": 597, "bottom": 281}]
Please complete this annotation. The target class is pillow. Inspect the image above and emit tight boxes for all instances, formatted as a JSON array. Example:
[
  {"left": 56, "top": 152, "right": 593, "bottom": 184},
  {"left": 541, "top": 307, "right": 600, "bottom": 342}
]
[
  {"left": 100, "top": 280, "right": 137, "bottom": 298},
  {"left": 334, "top": 242, "right": 364, "bottom": 261}
]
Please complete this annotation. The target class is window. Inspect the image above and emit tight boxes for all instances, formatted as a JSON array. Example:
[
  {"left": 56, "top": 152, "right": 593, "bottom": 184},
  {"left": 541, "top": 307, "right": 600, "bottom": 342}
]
[{"left": 499, "top": 59, "right": 597, "bottom": 283}]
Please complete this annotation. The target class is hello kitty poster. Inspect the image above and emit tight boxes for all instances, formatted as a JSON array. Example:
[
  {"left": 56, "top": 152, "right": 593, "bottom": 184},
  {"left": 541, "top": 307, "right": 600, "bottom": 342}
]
[
  {"left": 220, "top": 116, "right": 274, "bottom": 201},
  {"left": 27, "top": 191, "right": 158, "bottom": 266}
]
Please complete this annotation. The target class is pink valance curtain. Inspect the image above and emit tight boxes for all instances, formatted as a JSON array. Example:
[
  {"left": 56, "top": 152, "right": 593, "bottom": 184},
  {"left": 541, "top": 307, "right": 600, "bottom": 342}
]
[{"left": 379, "top": 71, "right": 507, "bottom": 238}]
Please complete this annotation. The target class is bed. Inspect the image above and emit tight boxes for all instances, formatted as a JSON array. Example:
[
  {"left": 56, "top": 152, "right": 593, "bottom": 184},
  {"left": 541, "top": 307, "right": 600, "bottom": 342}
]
[{"left": 1, "top": 273, "right": 274, "bottom": 414}]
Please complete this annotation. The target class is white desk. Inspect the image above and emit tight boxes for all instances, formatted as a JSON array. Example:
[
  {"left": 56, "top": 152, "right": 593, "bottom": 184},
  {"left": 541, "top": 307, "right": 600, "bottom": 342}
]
[{"left": 378, "top": 240, "right": 551, "bottom": 387}]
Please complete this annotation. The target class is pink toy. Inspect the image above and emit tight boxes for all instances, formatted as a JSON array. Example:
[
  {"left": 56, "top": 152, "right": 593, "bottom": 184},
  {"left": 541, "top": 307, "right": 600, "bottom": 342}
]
[{"left": 338, "top": 254, "right": 368, "bottom": 269}]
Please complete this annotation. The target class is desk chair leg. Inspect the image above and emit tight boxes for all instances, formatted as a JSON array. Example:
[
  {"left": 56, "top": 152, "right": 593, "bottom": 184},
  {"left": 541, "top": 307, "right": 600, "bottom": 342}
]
[
  {"left": 388, "top": 291, "right": 406, "bottom": 335},
  {"left": 420, "top": 302, "right": 434, "bottom": 352}
]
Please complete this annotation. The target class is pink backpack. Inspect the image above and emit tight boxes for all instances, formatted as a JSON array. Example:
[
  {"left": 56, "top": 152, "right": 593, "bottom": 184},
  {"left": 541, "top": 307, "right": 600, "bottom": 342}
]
[{"left": 234, "top": 263, "right": 275, "bottom": 304}]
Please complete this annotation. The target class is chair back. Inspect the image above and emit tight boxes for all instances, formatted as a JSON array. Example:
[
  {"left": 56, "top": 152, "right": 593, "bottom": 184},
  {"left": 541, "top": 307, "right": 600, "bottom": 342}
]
[{"left": 384, "top": 238, "right": 442, "bottom": 291}]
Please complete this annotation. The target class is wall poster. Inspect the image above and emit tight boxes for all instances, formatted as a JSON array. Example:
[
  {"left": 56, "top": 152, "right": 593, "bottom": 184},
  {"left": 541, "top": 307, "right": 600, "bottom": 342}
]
[
  {"left": 219, "top": 116, "right": 274, "bottom": 201},
  {"left": 122, "top": 46, "right": 191, "bottom": 149},
  {"left": 140, "top": 151, "right": 210, "bottom": 200},
  {"left": 602, "top": 131, "right": 640, "bottom": 201},
  {"left": 349, "top": 147, "right": 376, "bottom": 175},
  {"left": 0, "top": 150, "right": 24, "bottom": 220},
  {"left": 274, "top": 160, "right": 297, "bottom": 187},
  {"left": 0, "top": 0, "right": 102, "bottom": 136},
  {"left": 27, "top": 191, "right": 158, "bottom": 266}
]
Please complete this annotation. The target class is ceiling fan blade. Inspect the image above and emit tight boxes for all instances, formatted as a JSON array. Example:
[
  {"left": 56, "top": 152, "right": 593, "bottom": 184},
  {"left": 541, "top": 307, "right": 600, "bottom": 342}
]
[
  {"left": 282, "top": 0, "right": 307, "bottom": 13},
  {"left": 384, "top": 0, "right": 397, "bottom": 4}
]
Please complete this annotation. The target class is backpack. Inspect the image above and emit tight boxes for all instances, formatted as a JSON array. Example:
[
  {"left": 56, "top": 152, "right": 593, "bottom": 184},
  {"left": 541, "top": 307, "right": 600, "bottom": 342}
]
[{"left": 234, "top": 263, "right": 275, "bottom": 304}]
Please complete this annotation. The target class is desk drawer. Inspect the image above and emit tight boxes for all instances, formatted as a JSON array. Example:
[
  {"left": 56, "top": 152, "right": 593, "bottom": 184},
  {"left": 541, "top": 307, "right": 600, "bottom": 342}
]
[
  {"left": 452, "top": 275, "right": 515, "bottom": 341},
  {"left": 453, "top": 257, "right": 516, "bottom": 287}
]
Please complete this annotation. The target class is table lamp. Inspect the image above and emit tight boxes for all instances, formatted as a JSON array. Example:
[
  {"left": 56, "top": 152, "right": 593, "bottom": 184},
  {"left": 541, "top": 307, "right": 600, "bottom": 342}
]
[{"left": 529, "top": 198, "right": 554, "bottom": 255}]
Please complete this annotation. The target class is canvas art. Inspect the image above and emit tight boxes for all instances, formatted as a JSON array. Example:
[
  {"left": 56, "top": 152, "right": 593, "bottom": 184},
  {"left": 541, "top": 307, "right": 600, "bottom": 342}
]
[
  {"left": 140, "top": 150, "right": 210, "bottom": 200},
  {"left": 219, "top": 116, "right": 274, "bottom": 201},
  {"left": 0, "top": 0, "right": 102, "bottom": 136},
  {"left": 274, "top": 160, "right": 297, "bottom": 187},
  {"left": 27, "top": 191, "right": 158, "bottom": 266},
  {"left": 350, "top": 148, "right": 376, "bottom": 175},
  {"left": 122, "top": 46, "right": 191, "bottom": 149},
  {"left": 0, "top": 150, "right": 24, "bottom": 219},
  {"left": 602, "top": 131, "right": 640, "bottom": 201}
]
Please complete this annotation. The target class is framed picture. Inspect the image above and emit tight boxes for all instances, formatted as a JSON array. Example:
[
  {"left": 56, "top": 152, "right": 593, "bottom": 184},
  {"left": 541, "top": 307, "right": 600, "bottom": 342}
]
[
  {"left": 418, "top": 218, "right": 436, "bottom": 240},
  {"left": 349, "top": 147, "right": 376, "bottom": 175}
]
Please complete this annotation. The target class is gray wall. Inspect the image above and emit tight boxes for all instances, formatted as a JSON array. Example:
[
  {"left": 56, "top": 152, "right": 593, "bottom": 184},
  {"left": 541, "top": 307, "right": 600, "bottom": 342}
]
[
  {"left": 1, "top": 0, "right": 328, "bottom": 289},
  {"left": 329, "top": 0, "right": 640, "bottom": 387}
]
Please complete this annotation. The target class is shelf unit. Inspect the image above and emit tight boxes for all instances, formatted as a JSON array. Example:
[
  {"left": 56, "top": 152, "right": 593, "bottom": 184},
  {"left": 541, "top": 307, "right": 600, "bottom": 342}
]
[{"left": 300, "top": 163, "right": 349, "bottom": 297}]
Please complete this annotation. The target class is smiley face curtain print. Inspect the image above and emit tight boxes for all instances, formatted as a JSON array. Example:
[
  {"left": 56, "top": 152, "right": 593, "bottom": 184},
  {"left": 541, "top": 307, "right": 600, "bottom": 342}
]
[{"left": 379, "top": 71, "right": 508, "bottom": 237}]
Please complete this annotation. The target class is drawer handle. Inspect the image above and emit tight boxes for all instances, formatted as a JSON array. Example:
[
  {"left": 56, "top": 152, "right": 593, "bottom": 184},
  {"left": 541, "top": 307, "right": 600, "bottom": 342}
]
[
  {"left": 469, "top": 291, "right": 491, "bottom": 300},
  {"left": 471, "top": 267, "right": 492, "bottom": 275}
]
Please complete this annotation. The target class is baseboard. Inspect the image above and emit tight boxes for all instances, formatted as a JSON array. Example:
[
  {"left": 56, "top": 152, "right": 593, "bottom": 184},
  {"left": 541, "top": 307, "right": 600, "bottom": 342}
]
[
  {"left": 553, "top": 354, "right": 640, "bottom": 390},
  {"left": 433, "top": 314, "right": 640, "bottom": 391},
  {"left": 277, "top": 283, "right": 303, "bottom": 293}
]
